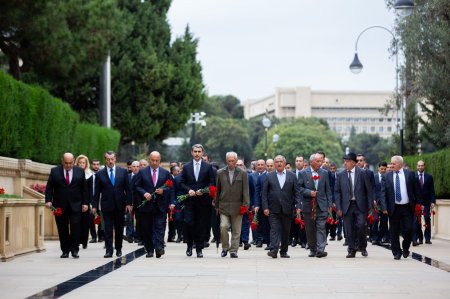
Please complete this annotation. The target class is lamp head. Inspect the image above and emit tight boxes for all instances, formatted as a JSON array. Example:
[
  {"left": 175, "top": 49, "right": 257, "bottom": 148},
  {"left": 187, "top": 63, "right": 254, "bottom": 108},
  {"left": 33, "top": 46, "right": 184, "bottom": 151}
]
[
  {"left": 394, "top": 0, "right": 414, "bottom": 17},
  {"left": 349, "top": 53, "right": 363, "bottom": 74}
]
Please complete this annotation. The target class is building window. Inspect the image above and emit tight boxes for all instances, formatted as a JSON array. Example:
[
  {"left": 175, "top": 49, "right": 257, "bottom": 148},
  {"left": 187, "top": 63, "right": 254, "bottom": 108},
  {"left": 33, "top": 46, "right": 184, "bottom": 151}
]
[
  {"left": 387, "top": 127, "right": 392, "bottom": 132},
  {"left": 371, "top": 126, "right": 375, "bottom": 132},
  {"left": 379, "top": 127, "right": 384, "bottom": 132}
]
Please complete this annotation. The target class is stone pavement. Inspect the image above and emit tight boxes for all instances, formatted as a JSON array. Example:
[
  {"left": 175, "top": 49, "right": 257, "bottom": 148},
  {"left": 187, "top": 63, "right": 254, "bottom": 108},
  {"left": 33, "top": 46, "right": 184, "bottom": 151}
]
[{"left": 1, "top": 237, "right": 450, "bottom": 299}]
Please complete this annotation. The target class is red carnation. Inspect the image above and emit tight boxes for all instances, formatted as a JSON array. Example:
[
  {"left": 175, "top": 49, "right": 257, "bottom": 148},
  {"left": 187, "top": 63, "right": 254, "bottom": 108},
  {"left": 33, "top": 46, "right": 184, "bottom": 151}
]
[
  {"left": 0, "top": 187, "right": 5, "bottom": 195},
  {"left": 94, "top": 214, "right": 101, "bottom": 225},
  {"left": 239, "top": 205, "right": 247, "bottom": 215},
  {"left": 165, "top": 179, "right": 174, "bottom": 188},
  {"left": 247, "top": 211, "right": 255, "bottom": 222},
  {"left": 208, "top": 186, "right": 217, "bottom": 199},
  {"left": 367, "top": 214, "right": 374, "bottom": 225},
  {"left": 51, "top": 206, "right": 62, "bottom": 217},
  {"left": 312, "top": 175, "right": 320, "bottom": 181}
]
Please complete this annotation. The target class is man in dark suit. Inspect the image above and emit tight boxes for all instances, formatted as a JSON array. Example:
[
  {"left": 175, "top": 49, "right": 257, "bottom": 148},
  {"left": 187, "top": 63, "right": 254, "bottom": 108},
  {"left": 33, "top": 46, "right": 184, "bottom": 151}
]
[
  {"left": 262, "top": 155, "right": 301, "bottom": 258},
  {"left": 92, "top": 151, "right": 133, "bottom": 258},
  {"left": 380, "top": 155, "right": 422, "bottom": 260},
  {"left": 335, "top": 153, "right": 375, "bottom": 258},
  {"left": 413, "top": 160, "right": 436, "bottom": 245},
  {"left": 88, "top": 159, "right": 103, "bottom": 243},
  {"left": 179, "top": 144, "right": 216, "bottom": 258},
  {"left": 374, "top": 161, "right": 390, "bottom": 245},
  {"left": 134, "top": 151, "right": 174, "bottom": 258},
  {"left": 298, "top": 153, "right": 333, "bottom": 258},
  {"left": 255, "top": 159, "right": 274, "bottom": 249},
  {"left": 45, "top": 153, "right": 89, "bottom": 258}
]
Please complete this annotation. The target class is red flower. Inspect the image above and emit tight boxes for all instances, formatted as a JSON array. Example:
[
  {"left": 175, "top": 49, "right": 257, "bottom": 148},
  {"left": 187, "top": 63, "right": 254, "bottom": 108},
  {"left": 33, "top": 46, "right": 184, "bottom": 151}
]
[
  {"left": 165, "top": 179, "right": 174, "bottom": 188},
  {"left": 415, "top": 204, "right": 422, "bottom": 224},
  {"left": 0, "top": 187, "right": 5, "bottom": 195},
  {"left": 431, "top": 210, "right": 436, "bottom": 215},
  {"left": 294, "top": 216, "right": 305, "bottom": 229},
  {"left": 31, "top": 183, "right": 46, "bottom": 194},
  {"left": 239, "top": 205, "right": 247, "bottom": 215},
  {"left": 51, "top": 206, "right": 62, "bottom": 217},
  {"left": 312, "top": 175, "right": 320, "bottom": 181},
  {"left": 168, "top": 206, "right": 175, "bottom": 222},
  {"left": 367, "top": 214, "right": 374, "bottom": 225},
  {"left": 94, "top": 214, "right": 101, "bottom": 225},
  {"left": 251, "top": 213, "right": 259, "bottom": 230},
  {"left": 334, "top": 220, "right": 340, "bottom": 225},
  {"left": 208, "top": 186, "right": 217, "bottom": 199},
  {"left": 247, "top": 211, "right": 255, "bottom": 222}
]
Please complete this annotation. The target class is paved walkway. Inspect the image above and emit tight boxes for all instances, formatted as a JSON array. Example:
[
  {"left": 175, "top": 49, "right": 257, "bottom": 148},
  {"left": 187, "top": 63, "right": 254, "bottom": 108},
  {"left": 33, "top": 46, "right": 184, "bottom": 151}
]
[{"left": 1, "top": 237, "right": 450, "bottom": 299}]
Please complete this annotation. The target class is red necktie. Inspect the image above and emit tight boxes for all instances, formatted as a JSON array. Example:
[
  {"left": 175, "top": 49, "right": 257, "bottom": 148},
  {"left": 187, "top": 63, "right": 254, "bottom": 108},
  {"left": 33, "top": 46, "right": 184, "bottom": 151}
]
[
  {"left": 65, "top": 170, "right": 70, "bottom": 186},
  {"left": 152, "top": 169, "right": 157, "bottom": 185}
]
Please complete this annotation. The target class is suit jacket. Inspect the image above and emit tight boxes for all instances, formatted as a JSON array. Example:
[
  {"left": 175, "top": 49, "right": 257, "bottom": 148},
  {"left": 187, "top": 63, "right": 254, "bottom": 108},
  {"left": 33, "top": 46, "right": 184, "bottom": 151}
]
[
  {"left": 298, "top": 167, "right": 332, "bottom": 212},
  {"left": 248, "top": 174, "right": 255, "bottom": 207},
  {"left": 335, "top": 167, "right": 375, "bottom": 215},
  {"left": 93, "top": 166, "right": 132, "bottom": 212},
  {"left": 179, "top": 160, "right": 216, "bottom": 205},
  {"left": 254, "top": 172, "right": 267, "bottom": 208},
  {"left": 381, "top": 168, "right": 421, "bottom": 216},
  {"left": 45, "top": 165, "right": 88, "bottom": 212},
  {"left": 262, "top": 171, "right": 301, "bottom": 215},
  {"left": 416, "top": 172, "right": 436, "bottom": 205},
  {"left": 215, "top": 167, "right": 250, "bottom": 215},
  {"left": 374, "top": 172, "right": 384, "bottom": 204},
  {"left": 134, "top": 166, "right": 175, "bottom": 213}
]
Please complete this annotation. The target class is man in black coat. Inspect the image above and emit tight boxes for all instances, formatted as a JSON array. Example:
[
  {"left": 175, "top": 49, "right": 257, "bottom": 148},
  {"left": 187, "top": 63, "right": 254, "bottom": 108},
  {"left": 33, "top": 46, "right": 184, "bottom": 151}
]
[
  {"left": 92, "top": 151, "right": 133, "bottom": 258},
  {"left": 179, "top": 144, "right": 216, "bottom": 258},
  {"left": 45, "top": 153, "right": 89, "bottom": 258}
]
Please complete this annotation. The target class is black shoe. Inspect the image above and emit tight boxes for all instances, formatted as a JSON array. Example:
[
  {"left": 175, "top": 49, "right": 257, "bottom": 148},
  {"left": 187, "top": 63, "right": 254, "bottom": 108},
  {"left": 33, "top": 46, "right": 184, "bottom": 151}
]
[
  {"left": 419, "top": 240, "right": 424, "bottom": 244},
  {"left": 196, "top": 250, "right": 203, "bottom": 258},
  {"left": 329, "top": 237, "right": 335, "bottom": 241},
  {"left": 264, "top": 246, "right": 271, "bottom": 251},
  {"left": 346, "top": 252, "right": 356, "bottom": 258},
  {"left": 394, "top": 254, "right": 401, "bottom": 260},
  {"left": 280, "top": 252, "right": 290, "bottom": 258},
  {"left": 337, "top": 235, "right": 343, "bottom": 241},
  {"left": 343, "top": 241, "right": 348, "bottom": 246},
  {"left": 301, "top": 243, "right": 306, "bottom": 248},
  {"left": 98, "top": 238, "right": 104, "bottom": 242},
  {"left": 316, "top": 251, "right": 328, "bottom": 258},
  {"left": 425, "top": 240, "right": 432, "bottom": 244},
  {"left": 308, "top": 251, "right": 317, "bottom": 257},
  {"left": 176, "top": 238, "right": 182, "bottom": 243},
  {"left": 104, "top": 251, "right": 113, "bottom": 258},
  {"left": 156, "top": 249, "right": 165, "bottom": 258},
  {"left": 146, "top": 252, "right": 154, "bottom": 258},
  {"left": 89, "top": 239, "right": 97, "bottom": 243},
  {"left": 373, "top": 241, "right": 382, "bottom": 246},
  {"left": 116, "top": 250, "right": 122, "bottom": 257},
  {"left": 256, "top": 242, "right": 263, "bottom": 248},
  {"left": 361, "top": 249, "right": 368, "bottom": 257},
  {"left": 239, "top": 242, "right": 243, "bottom": 247},
  {"left": 290, "top": 241, "right": 297, "bottom": 247},
  {"left": 244, "top": 243, "right": 251, "bottom": 250},
  {"left": 230, "top": 252, "right": 238, "bottom": 258},
  {"left": 71, "top": 251, "right": 79, "bottom": 258},
  {"left": 138, "top": 241, "right": 144, "bottom": 246},
  {"left": 82, "top": 244, "right": 87, "bottom": 249},
  {"left": 412, "top": 242, "right": 419, "bottom": 246},
  {"left": 211, "top": 238, "right": 216, "bottom": 243},
  {"left": 60, "top": 252, "right": 69, "bottom": 258},
  {"left": 267, "top": 251, "right": 278, "bottom": 258},
  {"left": 186, "top": 246, "right": 193, "bottom": 257},
  {"left": 204, "top": 242, "right": 210, "bottom": 248},
  {"left": 167, "top": 238, "right": 175, "bottom": 243},
  {"left": 221, "top": 250, "right": 228, "bottom": 257},
  {"left": 402, "top": 250, "right": 410, "bottom": 258}
]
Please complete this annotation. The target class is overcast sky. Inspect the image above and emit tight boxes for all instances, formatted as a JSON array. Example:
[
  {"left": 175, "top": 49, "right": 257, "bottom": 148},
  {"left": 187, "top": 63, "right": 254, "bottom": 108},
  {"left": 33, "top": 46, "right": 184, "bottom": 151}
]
[{"left": 167, "top": 0, "right": 399, "bottom": 102}]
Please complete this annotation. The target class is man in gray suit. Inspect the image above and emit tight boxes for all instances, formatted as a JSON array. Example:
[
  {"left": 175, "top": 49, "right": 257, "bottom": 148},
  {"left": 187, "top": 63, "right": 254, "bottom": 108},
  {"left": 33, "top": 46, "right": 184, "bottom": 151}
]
[
  {"left": 335, "top": 152, "right": 375, "bottom": 258},
  {"left": 215, "top": 152, "right": 250, "bottom": 258},
  {"left": 262, "top": 155, "right": 301, "bottom": 258},
  {"left": 298, "top": 153, "right": 333, "bottom": 258}
]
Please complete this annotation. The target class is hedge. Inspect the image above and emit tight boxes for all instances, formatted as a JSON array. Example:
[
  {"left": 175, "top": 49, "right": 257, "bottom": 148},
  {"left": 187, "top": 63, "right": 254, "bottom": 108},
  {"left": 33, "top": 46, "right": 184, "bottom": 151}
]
[
  {"left": 0, "top": 71, "right": 120, "bottom": 164},
  {"left": 403, "top": 149, "right": 450, "bottom": 199}
]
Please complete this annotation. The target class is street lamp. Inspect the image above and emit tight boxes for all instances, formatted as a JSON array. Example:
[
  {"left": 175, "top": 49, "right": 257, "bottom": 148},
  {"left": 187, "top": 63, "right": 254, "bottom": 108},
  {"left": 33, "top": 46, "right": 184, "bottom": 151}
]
[
  {"left": 187, "top": 112, "right": 206, "bottom": 146},
  {"left": 262, "top": 116, "right": 271, "bottom": 158},
  {"left": 394, "top": 0, "right": 414, "bottom": 17},
  {"left": 272, "top": 133, "right": 279, "bottom": 155},
  {"left": 349, "top": 25, "right": 403, "bottom": 156}
]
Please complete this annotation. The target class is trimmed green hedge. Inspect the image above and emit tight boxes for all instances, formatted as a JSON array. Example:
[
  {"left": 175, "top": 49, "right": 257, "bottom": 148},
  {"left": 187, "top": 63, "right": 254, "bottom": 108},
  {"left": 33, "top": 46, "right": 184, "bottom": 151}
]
[
  {"left": 0, "top": 71, "right": 120, "bottom": 164},
  {"left": 404, "top": 149, "right": 450, "bottom": 199}
]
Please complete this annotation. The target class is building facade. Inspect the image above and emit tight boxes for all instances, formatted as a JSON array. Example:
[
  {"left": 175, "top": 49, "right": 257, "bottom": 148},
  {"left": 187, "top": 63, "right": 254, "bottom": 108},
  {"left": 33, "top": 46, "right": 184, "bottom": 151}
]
[{"left": 244, "top": 87, "right": 399, "bottom": 139}]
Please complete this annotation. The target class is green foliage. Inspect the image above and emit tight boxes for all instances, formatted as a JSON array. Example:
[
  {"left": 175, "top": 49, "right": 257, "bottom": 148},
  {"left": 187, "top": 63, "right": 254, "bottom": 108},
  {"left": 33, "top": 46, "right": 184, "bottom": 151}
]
[
  {"left": 253, "top": 118, "right": 343, "bottom": 164},
  {"left": 0, "top": 71, "right": 120, "bottom": 164},
  {"left": 403, "top": 149, "right": 450, "bottom": 198},
  {"left": 348, "top": 132, "right": 397, "bottom": 167},
  {"left": 203, "top": 95, "right": 244, "bottom": 119},
  {"left": 404, "top": 98, "right": 419, "bottom": 155},
  {"left": 387, "top": 0, "right": 450, "bottom": 149},
  {"left": 195, "top": 116, "right": 253, "bottom": 165}
]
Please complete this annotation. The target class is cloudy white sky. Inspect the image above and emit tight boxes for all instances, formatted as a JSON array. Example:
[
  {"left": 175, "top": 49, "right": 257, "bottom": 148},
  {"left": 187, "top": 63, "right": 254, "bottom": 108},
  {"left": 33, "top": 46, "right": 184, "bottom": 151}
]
[{"left": 168, "top": 0, "right": 400, "bottom": 102}]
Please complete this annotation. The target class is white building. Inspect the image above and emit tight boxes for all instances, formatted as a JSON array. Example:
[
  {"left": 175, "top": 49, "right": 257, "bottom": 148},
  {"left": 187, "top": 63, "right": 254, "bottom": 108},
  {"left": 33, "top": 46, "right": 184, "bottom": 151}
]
[{"left": 244, "top": 86, "right": 399, "bottom": 139}]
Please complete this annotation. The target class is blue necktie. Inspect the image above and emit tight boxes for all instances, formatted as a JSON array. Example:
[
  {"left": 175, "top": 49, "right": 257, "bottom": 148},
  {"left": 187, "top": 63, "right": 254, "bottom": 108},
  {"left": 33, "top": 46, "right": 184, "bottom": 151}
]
[
  {"left": 110, "top": 168, "right": 115, "bottom": 186},
  {"left": 395, "top": 171, "right": 401, "bottom": 203}
]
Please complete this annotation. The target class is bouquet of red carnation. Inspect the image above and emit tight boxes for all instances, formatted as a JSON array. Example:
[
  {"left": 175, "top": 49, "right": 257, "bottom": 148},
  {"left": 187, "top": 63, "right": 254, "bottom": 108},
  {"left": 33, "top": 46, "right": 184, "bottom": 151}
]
[
  {"left": 251, "top": 213, "right": 259, "bottom": 230},
  {"left": 310, "top": 175, "right": 320, "bottom": 220},
  {"left": 50, "top": 206, "right": 62, "bottom": 217},
  {"left": 0, "top": 187, "right": 5, "bottom": 195},
  {"left": 31, "top": 183, "right": 46, "bottom": 194},
  {"left": 239, "top": 205, "right": 248, "bottom": 215},
  {"left": 326, "top": 212, "right": 334, "bottom": 225},
  {"left": 247, "top": 211, "right": 255, "bottom": 222},
  {"left": 168, "top": 206, "right": 175, "bottom": 222},
  {"left": 93, "top": 213, "right": 101, "bottom": 225},
  {"left": 414, "top": 204, "right": 423, "bottom": 224},
  {"left": 294, "top": 215, "right": 305, "bottom": 230},
  {"left": 137, "top": 179, "right": 174, "bottom": 209},
  {"left": 367, "top": 209, "right": 375, "bottom": 225},
  {"left": 177, "top": 185, "right": 217, "bottom": 203},
  {"left": 334, "top": 219, "right": 340, "bottom": 225}
]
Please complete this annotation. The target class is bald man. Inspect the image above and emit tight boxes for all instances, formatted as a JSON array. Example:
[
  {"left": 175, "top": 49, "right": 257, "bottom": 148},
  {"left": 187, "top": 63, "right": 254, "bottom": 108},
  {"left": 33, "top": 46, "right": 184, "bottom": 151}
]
[{"left": 45, "top": 153, "right": 89, "bottom": 258}]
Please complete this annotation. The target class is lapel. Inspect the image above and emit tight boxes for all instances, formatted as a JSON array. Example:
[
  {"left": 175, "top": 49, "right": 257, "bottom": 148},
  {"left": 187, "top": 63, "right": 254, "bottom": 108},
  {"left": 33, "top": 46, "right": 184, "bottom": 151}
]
[
  {"left": 231, "top": 168, "right": 240, "bottom": 185},
  {"left": 354, "top": 167, "right": 360, "bottom": 189},
  {"left": 156, "top": 167, "right": 166, "bottom": 187},
  {"left": 223, "top": 168, "right": 231, "bottom": 186}
]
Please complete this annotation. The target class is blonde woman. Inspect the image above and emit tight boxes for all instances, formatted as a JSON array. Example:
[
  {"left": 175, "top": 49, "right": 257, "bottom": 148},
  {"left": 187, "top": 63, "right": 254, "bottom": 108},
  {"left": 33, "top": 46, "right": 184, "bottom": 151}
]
[{"left": 75, "top": 155, "right": 93, "bottom": 249}]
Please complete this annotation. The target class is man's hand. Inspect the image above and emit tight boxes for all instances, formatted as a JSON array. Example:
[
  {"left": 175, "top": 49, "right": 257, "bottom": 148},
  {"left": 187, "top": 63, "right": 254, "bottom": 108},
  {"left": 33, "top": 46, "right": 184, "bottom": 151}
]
[
  {"left": 337, "top": 210, "right": 342, "bottom": 217},
  {"left": 296, "top": 208, "right": 301, "bottom": 216},
  {"left": 328, "top": 207, "right": 332, "bottom": 213},
  {"left": 45, "top": 202, "right": 52, "bottom": 209},
  {"left": 92, "top": 207, "right": 97, "bottom": 214},
  {"left": 188, "top": 189, "right": 196, "bottom": 197},
  {"left": 431, "top": 203, "right": 435, "bottom": 210},
  {"left": 144, "top": 192, "right": 152, "bottom": 200},
  {"left": 195, "top": 190, "right": 203, "bottom": 196},
  {"left": 126, "top": 205, "right": 133, "bottom": 213},
  {"left": 155, "top": 188, "right": 163, "bottom": 195},
  {"left": 82, "top": 205, "right": 88, "bottom": 213},
  {"left": 169, "top": 204, "right": 175, "bottom": 209},
  {"left": 310, "top": 191, "right": 317, "bottom": 198},
  {"left": 255, "top": 207, "right": 260, "bottom": 213},
  {"left": 264, "top": 209, "right": 270, "bottom": 216},
  {"left": 382, "top": 210, "right": 388, "bottom": 215}
]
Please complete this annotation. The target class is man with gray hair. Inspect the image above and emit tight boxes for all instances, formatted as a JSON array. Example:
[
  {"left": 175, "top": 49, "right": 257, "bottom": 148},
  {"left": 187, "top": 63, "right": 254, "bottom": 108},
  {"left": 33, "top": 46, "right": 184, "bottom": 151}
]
[
  {"left": 263, "top": 155, "right": 301, "bottom": 258},
  {"left": 298, "top": 153, "right": 333, "bottom": 258},
  {"left": 215, "top": 152, "right": 250, "bottom": 258}
]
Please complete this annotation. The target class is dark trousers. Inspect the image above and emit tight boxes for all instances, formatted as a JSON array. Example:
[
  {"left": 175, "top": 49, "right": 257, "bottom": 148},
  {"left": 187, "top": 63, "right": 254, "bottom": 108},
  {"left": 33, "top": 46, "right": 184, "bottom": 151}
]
[
  {"left": 256, "top": 209, "right": 270, "bottom": 244},
  {"left": 326, "top": 209, "right": 337, "bottom": 239},
  {"left": 168, "top": 210, "right": 176, "bottom": 241},
  {"left": 269, "top": 212, "right": 291, "bottom": 253},
  {"left": 389, "top": 204, "right": 413, "bottom": 256},
  {"left": 141, "top": 208, "right": 166, "bottom": 252},
  {"left": 102, "top": 209, "right": 125, "bottom": 252},
  {"left": 343, "top": 201, "right": 368, "bottom": 253},
  {"left": 240, "top": 212, "right": 250, "bottom": 243},
  {"left": 184, "top": 202, "right": 210, "bottom": 250},
  {"left": 174, "top": 208, "right": 184, "bottom": 240},
  {"left": 210, "top": 208, "right": 220, "bottom": 242},
  {"left": 89, "top": 212, "right": 97, "bottom": 240},
  {"left": 412, "top": 204, "right": 431, "bottom": 242},
  {"left": 134, "top": 210, "right": 142, "bottom": 241},
  {"left": 376, "top": 213, "right": 390, "bottom": 242},
  {"left": 55, "top": 208, "right": 81, "bottom": 254},
  {"left": 79, "top": 210, "right": 90, "bottom": 246}
]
